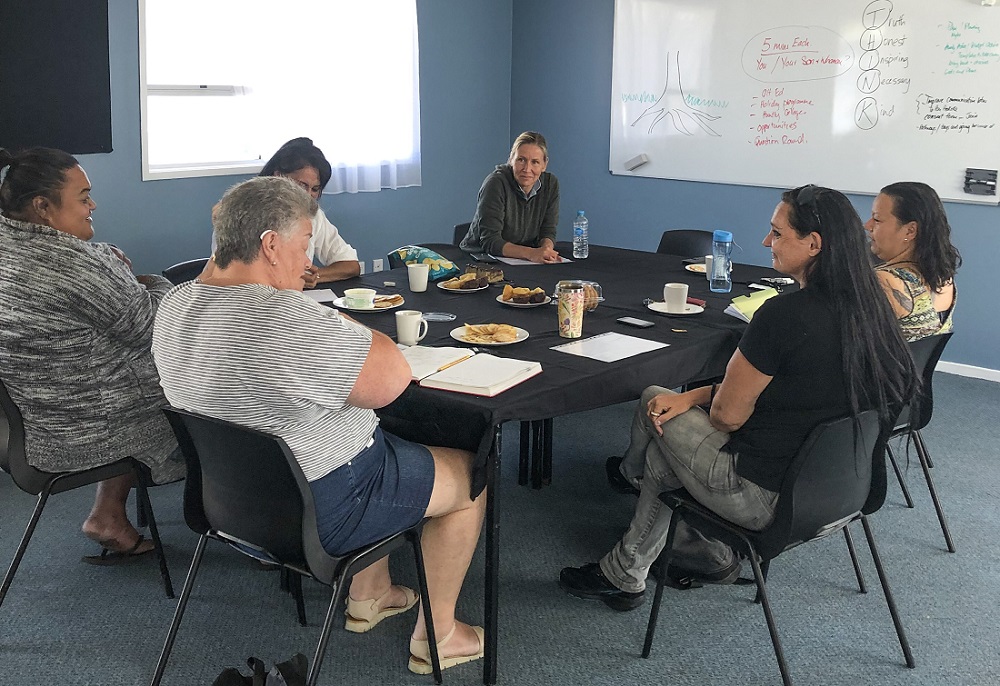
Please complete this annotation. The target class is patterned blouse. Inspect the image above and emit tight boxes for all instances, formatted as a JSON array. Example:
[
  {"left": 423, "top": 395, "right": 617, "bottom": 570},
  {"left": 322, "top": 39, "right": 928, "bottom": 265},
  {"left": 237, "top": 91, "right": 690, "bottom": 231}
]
[
  {"left": 0, "top": 215, "right": 184, "bottom": 483},
  {"left": 877, "top": 264, "right": 955, "bottom": 342}
]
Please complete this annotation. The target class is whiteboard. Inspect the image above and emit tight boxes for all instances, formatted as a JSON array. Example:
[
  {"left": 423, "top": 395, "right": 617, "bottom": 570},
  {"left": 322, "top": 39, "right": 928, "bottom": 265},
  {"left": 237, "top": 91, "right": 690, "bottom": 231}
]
[{"left": 610, "top": 0, "right": 1000, "bottom": 205}]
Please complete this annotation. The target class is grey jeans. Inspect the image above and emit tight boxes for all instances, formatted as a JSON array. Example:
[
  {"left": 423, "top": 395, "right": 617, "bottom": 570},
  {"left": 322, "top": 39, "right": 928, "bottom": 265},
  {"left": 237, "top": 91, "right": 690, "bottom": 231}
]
[{"left": 600, "top": 386, "right": 779, "bottom": 593}]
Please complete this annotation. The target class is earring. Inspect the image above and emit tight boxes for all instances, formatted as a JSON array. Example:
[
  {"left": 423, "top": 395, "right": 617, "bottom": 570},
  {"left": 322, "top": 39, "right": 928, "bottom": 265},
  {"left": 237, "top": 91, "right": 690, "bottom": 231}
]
[{"left": 271, "top": 261, "right": 277, "bottom": 265}]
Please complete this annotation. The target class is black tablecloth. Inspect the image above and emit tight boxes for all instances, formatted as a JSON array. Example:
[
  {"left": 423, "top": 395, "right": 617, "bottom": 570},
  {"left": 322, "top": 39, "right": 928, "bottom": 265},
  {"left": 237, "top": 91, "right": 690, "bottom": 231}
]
[{"left": 321, "top": 243, "right": 784, "bottom": 493}]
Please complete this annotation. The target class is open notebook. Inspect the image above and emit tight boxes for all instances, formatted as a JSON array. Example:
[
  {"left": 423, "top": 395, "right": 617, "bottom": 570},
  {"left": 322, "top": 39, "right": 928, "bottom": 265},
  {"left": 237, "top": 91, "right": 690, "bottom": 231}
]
[
  {"left": 400, "top": 346, "right": 542, "bottom": 397},
  {"left": 724, "top": 288, "right": 779, "bottom": 323}
]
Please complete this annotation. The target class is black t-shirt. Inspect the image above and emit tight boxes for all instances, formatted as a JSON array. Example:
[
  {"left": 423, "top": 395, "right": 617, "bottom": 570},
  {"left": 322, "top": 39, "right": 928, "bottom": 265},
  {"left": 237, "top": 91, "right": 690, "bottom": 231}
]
[{"left": 729, "top": 288, "right": 850, "bottom": 491}]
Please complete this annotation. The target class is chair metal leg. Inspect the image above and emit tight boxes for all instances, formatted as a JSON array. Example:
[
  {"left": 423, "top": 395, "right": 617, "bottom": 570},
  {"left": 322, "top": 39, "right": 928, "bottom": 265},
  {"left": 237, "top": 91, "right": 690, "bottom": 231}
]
[
  {"left": 149, "top": 534, "right": 208, "bottom": 686},
  {"left": 135, "top": 478, "right": 174, "bottom": 598},
  {"left": 642, "top": 511, "right": 681, "bottom": 658},
  {"left": 886, "top": 443, "right": 915, "bottom": 509},
  {"left": 291, "top": 572, "right": 307, "bottom": 626},
  {"left": 306, "top": 576, "right": 347, "bottom": 686},
  {"left": 409, "top": 530, "right": 442, "bottom": 684},
  {"left": 0, "top": 488, "right": 51, "bottom": 608},
  {"left": 843, "top": 526, "right": 867, "bottom": 593},
  {"left": 136, "top": 490, "right": 148, "bottom": 528},
  {"left": 517, "top": 421, "right": 529, "bottom": 486},
  {"left": 753, "top": 559, "right": 770, "bottom": 604},
  {"left": 484, "top": 425, "right": 501, "bottom": 685},
  {"left": 746, "top": 551, "right": 793, "bottom": 686},
  {"left": 860, "top": 516, "right": 915, "bottom": 668},
  {"left": 914, "top": 431, "right": 956, "bottom": 553}
]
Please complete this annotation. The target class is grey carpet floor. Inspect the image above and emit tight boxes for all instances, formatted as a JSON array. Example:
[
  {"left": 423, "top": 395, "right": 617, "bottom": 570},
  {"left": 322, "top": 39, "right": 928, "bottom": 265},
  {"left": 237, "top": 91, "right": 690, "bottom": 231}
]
[{"left": 1, "top": 372, "right": 998, "bottom": 685}]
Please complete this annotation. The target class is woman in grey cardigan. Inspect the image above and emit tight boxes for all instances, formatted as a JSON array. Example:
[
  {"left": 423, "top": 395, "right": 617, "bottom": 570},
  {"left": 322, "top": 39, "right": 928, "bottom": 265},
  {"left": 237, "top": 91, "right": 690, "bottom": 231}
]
[{"left": 0, "top": 147, "right": 184, "bottom": 562}]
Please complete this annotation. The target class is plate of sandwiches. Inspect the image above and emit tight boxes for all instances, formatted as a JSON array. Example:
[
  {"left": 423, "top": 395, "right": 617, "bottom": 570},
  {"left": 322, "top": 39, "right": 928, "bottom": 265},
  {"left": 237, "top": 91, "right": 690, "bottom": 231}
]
[
  {"left": 450, "top": 323, "right": 529, "bottom": 346},
  {"left": 497, "top": 285, "right": 550, "bottom": 308},
  {"left": 332, "top": 294, "right": 405, "bottom": 312}
]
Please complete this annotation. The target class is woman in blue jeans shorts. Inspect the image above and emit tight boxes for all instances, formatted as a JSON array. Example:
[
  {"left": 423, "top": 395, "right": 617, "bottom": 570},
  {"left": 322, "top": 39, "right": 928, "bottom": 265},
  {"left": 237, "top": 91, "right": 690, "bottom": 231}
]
[{"left": 561, "top": 185, "right": 917, "bottom": 610}]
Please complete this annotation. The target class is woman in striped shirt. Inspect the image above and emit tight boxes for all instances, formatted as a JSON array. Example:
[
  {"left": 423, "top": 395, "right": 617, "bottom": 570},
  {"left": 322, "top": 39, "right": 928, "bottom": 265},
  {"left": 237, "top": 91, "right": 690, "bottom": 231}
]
[{"left": 152, "top": 176, "right": 485, "bottom": 674}]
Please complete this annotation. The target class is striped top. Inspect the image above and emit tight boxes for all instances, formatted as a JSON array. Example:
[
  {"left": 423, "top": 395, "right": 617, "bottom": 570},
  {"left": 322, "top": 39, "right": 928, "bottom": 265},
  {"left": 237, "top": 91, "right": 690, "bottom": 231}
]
[{"left": 151, "top": 282, "right": 376, "bottom": 481}]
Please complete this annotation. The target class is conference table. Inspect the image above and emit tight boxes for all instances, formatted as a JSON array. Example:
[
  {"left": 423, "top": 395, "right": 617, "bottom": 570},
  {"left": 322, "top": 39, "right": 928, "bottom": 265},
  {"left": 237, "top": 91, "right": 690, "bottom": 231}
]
[{"left": 321, "top": 242, "right": 782, "bottom": 684}]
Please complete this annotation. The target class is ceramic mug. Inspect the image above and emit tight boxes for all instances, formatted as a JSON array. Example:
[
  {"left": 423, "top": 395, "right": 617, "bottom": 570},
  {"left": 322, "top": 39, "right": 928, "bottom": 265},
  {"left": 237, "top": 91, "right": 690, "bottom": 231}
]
[{"left": 395, "top": 310, "right": 428, "bottom": 345}]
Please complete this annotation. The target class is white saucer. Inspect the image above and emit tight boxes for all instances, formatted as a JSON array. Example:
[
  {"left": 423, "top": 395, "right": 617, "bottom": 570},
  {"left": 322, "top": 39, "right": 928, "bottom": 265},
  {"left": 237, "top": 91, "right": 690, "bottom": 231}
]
[
  {"left": 647, "top": 301, "right": 705, "bottom": 316},
  {"left": 331, "top": 296, "right": 404, "bottom": 312}
]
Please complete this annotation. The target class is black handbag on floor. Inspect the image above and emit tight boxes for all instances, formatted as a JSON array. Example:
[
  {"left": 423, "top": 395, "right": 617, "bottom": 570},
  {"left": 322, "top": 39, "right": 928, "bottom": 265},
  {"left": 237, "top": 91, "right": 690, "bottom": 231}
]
[{"left": 212, "top": 654, "right": 308, "bottom": 686}]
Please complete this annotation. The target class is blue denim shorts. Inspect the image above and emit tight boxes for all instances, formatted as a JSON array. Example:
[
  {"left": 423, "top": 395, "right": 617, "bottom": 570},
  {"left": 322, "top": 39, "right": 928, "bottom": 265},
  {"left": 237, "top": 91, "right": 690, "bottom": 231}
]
[{"left": 309, "top": 427, "right": 435, "bottom": 556}]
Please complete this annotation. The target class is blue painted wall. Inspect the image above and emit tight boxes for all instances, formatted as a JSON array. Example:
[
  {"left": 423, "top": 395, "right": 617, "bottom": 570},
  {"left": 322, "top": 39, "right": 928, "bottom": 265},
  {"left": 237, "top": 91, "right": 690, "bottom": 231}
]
[
  {"left": 510, "top": 0, "right": 998, "bottom": 371},
  {"left": 72, "top": 1, "right": 513, "bottom": 279}
]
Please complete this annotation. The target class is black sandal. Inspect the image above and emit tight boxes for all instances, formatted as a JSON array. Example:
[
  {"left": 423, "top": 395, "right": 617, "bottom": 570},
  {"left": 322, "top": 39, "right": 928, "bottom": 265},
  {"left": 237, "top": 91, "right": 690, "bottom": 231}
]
[{"left": 82, "top": 534, "right": 153, "bottom": 566}]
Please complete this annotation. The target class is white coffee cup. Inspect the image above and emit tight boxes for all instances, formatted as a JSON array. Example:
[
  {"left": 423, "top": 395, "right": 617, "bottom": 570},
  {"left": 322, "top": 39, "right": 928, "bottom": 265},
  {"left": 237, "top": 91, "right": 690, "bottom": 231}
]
[
  {"left": 344, "top": 288, "right": 376, "bottom": 309},
  {"left": 704, "top": 254, "right": 713, "bottom": 280},
  {"left": 407, "top": 263, "right": 430, "bottom": 293},
  {"left": 395, "top": 310, "right": 428, "bottom": 346},
  {"left": 663, "top": 282, "right": 689, "bottom": 313}
]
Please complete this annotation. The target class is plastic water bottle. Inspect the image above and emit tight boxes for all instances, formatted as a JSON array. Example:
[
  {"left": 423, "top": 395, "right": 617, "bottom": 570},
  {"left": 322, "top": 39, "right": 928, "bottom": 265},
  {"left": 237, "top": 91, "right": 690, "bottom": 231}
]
[
  {"left": 573, "top": 210, "right": 589, "bottom": 259},
  {"left": 710, "top": 230, "right": 733, "bottom": 293}
]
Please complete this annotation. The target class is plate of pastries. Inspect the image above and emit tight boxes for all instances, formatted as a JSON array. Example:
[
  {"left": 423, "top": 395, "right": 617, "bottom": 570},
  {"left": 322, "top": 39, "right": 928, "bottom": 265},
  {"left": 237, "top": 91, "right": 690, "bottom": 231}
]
[{"left": 497, "top": 284, "right": 550, "bottom": 308}]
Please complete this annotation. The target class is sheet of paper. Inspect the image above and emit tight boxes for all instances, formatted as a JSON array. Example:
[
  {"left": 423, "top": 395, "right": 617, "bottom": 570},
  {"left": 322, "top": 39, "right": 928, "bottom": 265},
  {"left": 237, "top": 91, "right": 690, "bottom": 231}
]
[
  {"left": 550, "top": 331, "right": 668, "bottom": 363},
  {"left": 493, "top": 255, "right": 572, "bottom": 266},
  {"left": 303, "top": 289, "right": 338, "bottom": 303}
]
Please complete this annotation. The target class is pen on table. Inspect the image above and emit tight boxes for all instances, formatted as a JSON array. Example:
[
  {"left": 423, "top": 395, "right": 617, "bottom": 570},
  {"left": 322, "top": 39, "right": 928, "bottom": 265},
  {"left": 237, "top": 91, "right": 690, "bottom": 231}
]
[{"left": 436, "top": 354, "right": 473, "bottom": 372}]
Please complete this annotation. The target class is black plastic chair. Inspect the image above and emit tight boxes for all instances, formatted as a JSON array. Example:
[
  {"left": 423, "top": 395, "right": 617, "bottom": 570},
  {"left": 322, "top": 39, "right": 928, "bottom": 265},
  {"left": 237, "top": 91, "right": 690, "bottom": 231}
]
[
  {"left": 162, "top": 258, "right": 209, "bottom": 285},
  {"left": 0, "top": 378, "right": 173, "bottom": 609},
  {"left": 655, "top": 229, "right": 714, "bottom": 257},
  {"left": 152, "top": 407, "right": 442, "bottom": 686},
  {"left": 886, "top": 332, "right": 955, "bottom": 552},
  {"left": 453, "top": 222, "right": 471, "bottom": 247},
  {"left": 642, "top": 411, "right": 914, "bottom": 686}
]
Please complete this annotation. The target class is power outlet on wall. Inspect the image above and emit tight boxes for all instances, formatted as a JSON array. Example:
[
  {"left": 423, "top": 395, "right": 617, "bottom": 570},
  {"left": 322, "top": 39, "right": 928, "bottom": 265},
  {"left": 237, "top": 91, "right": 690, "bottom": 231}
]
[{"left": 373, "top": 258, "right": 384, "bottom": 272}]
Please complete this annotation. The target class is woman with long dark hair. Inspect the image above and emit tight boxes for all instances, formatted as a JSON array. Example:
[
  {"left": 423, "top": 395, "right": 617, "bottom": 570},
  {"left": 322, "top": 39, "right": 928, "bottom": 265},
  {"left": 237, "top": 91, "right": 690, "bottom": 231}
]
[
  {"left": 561, "top": 185, "right": 917, "bottom": 610},
  {"left": 866, "top": 181, "right": 960, "bottom": 341}
]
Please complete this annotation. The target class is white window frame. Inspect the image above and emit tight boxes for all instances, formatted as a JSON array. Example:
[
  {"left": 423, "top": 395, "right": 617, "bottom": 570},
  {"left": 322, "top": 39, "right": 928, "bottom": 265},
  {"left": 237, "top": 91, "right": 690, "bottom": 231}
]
[{"left": 137, "top": 0, "right": 421, "bottom": 191}]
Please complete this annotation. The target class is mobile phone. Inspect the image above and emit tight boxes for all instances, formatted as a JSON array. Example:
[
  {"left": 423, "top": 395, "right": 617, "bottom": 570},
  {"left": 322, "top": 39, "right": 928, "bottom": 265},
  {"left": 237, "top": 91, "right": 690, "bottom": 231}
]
[{"left": 617, "top": 316, "right": 655, "bottom": 328}]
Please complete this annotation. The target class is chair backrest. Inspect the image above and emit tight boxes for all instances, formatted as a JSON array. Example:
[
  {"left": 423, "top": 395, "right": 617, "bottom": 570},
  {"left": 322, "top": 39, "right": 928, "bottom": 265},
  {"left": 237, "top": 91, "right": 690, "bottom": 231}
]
[
  {"left": 453, "top": 222, "right": 471, "bottom": 247},
  {"left": 0, "top": 376, "right": 42, "bottom": 491},
  {"left": 655, "top": 229, "right": 715, "bottom": 257},
  {"left": 897, "top": 332, "right": 952, "bottom": 432},
  {"left": 162, "top": 258, "right": 210, "bottom": 285},
  {"left": 162, "top": 407, "right": 335, "bottom": 579},
  {"left": 756, "top": 410, "right": 881, "bottom": 560}
]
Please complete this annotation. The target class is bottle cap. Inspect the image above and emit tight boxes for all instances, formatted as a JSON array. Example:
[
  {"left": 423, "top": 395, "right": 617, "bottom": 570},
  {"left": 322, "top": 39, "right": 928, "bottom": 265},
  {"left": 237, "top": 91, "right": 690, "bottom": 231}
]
[
  {"left": 713, "top": 230, "right": 733, "bottom": 242},
  {"left": 577, "top": 210, "right": 585, "bottom": 216}
]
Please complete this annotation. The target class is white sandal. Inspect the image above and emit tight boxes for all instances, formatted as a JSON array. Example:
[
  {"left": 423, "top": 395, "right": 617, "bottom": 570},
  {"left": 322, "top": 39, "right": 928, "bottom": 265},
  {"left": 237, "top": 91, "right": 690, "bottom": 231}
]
[
  {"left": 344, "top": 585, "right": 418, "bottom": 633},
  {"left": 408, "top": 623, "right": 485, "bottom": 675}
]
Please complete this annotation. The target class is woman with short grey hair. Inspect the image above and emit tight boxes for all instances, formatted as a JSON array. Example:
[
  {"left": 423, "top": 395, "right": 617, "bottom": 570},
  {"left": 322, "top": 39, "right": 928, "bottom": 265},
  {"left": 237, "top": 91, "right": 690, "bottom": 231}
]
[{"left": 154, "top": 176, "right": 487, "bottom": 675}]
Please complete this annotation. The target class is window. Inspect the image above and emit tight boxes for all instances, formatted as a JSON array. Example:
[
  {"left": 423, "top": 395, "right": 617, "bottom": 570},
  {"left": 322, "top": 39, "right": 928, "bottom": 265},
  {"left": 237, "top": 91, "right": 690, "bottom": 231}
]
[{"left": 138, "top": 0, "right": 421, "bottom": 193}]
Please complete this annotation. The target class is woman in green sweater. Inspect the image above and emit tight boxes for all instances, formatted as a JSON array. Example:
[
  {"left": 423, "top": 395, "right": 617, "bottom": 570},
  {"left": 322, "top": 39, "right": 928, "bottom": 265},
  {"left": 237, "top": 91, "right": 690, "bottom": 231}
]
[{"left": 459, "top": 131, "right": 562, "bottom": 263}]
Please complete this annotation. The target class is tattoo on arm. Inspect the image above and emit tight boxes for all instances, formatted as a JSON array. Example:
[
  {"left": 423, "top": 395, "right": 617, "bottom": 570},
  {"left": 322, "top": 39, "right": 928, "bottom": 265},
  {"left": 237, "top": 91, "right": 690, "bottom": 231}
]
[{"left": 890, "top": 286, "right": 913, "bottom": 313}]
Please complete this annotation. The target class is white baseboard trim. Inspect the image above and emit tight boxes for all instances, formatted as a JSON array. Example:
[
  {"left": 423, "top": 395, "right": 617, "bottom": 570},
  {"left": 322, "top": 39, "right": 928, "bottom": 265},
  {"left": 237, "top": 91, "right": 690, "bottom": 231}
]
[{"left": 937, "top": 361, "right": 1000, "bottom": 383}]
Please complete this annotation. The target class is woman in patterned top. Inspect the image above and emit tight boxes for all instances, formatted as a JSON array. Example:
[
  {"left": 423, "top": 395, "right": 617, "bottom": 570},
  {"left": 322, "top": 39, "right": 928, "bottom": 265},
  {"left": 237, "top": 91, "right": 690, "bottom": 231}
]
[
  {"left": 0, "top": 147, "right": 184, "bottom": 562},
  {"left": 865, "top": 182, "right": 961, "bottom": 341}
]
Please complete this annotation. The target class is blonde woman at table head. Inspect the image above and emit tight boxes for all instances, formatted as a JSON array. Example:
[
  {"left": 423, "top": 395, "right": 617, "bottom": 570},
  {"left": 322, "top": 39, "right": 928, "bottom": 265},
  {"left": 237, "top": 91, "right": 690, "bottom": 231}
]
[
  {"left": 865, "top": 181, "right": 960, "bottom": 341},
  {"left": 154, "top": 176, "right": 487, "bottom": 674},
  {"left": 561, "top": 184, "right": 917, "bottom": 610},
  {"left": 0, "top": 147, "right": 185, "bottom": 561},
  {"left": 459, "top": 131, "right": 561, "bottom": 263}
]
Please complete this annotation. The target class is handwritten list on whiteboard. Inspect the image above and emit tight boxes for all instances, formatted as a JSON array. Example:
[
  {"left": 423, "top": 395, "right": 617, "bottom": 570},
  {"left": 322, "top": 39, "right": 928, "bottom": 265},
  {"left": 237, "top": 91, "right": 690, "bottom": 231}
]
[{"left": 610, "top": 0, "right": 1000, "bottom": 204}]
